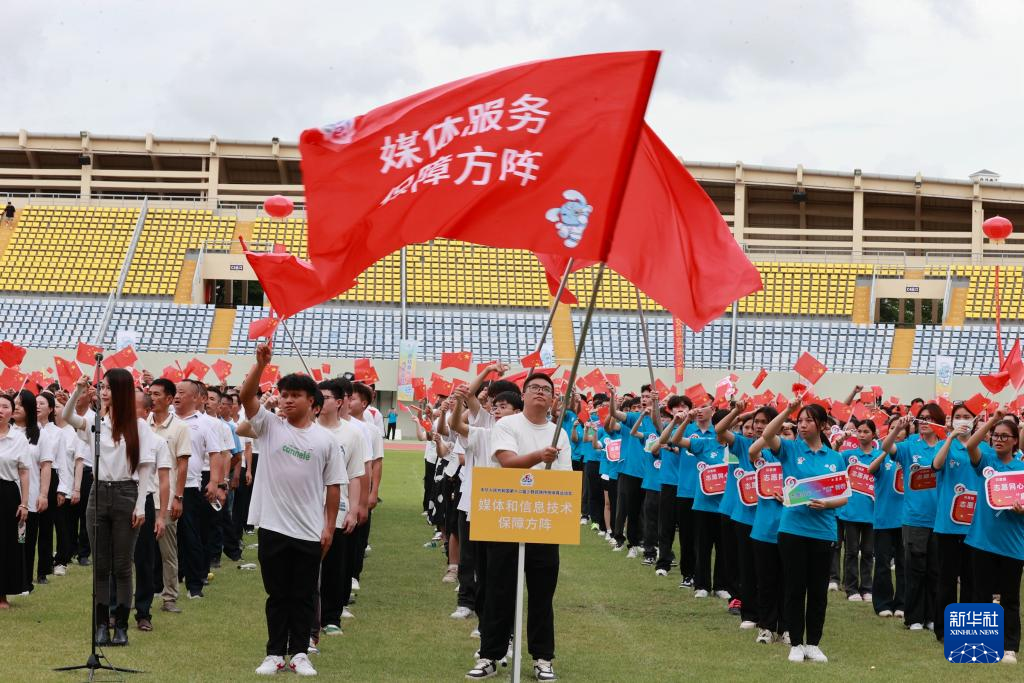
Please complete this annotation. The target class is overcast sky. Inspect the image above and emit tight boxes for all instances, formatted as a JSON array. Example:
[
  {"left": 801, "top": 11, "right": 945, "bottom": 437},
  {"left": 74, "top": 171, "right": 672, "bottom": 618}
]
[{"left": 5, "top": 0, "right": 1022, "bottom": 181}]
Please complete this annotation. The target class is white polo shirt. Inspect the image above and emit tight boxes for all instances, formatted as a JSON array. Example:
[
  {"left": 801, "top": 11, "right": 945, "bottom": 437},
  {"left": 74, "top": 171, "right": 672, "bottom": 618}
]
[
  {"left": 490, "top": 413, "right": 572, "bottom": 471},
  {"left": 321, "top": 420, "right": 368, "bottom": 526}
]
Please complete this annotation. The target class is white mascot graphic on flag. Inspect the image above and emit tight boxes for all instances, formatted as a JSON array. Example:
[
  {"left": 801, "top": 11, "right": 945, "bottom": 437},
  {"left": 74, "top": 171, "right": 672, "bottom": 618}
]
[{"left": 546, "top": 189, "right": 592, "bottom": 248}]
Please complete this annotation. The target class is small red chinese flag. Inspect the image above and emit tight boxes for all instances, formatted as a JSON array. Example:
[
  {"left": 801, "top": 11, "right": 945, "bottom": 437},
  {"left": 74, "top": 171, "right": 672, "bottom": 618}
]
[
  {"left": 475, "top": 362, "right": 499, "bottom": 380},
  {"left": 752, "top": 368, "right": 768, "bottom": 389},
  {"left": 76, "top": 341, "right": 104, "bottom": 366},
  {"left": 963, "top": 393, "right": 988, "bottom": 415},
  {"left": 259, "top": 363, "right": 280, "bottom": 388},
  {"left": 354, "top": 359, "right": 379, "bottom": 384},
  {"left": 25, "top": 370, "right": 47, "bottom": 391},
  {"left": 430, "top": 373, "right": 453, "bottom": 396},
  {"left": 606, "top": 373, "right": 621, "bottom": 388},
  {"left": 441, "top": 351, "right": 473, "bottom": 372},
  {"left": 102, "top": 346, "right": 138, "bottom": 371},
  {"left": 831, "top": 402, "right": 853, "bottom": 424},
  {"left": 451, "top": 378, "right": 468, "bottom": 393},
  {"left": 0, "top": 366, "right": 26, "bottom": 392},
  {"left": 775, "top": 393, "right": 790, "bottom": 412},
  {"left": 793, "top": 352, "right": 827, "bottom": 385},
  {"left": 597, "top": 405, "right": 610, "bottom": 424},
  {"left": 412, "top": 378, "right": 426, "bottom": 401},
  {"left": 852, "top": 402, "right": 869, "bottom": 421},
  {"left": 520, "top": 350, "right": 543, "bottom": 369},
  {"left": 54, "top": 356, "right": 83, "bottom": 392},
  {"left": 161, "top": 365, "right": 184, "bottom": 383},
  {"left": 248, "top": 316, "right": 281, "bottom": 340},
  {"left": 312, "top": 368, "right": 323, "bottom": 382},
  {"left": 654, "top": 378, "right": 671, "bottom": 401},
  {"left": 211, "top": 359, "right": 233, "bottom": 383},
  {"left": 999, "top": 339, "right": 1024, "bottom": 391},
  {"left": 580, "top": 368, "right": 607, "bottom": 390},
  {"left": 0, "top": 341, "right": 27, "bottom": 368},
  {"left": 684, "top": 384, "right": 708, "bottom": 407},
  {"left": 183, "top": 357, "right": 210, "bottom": 381}
]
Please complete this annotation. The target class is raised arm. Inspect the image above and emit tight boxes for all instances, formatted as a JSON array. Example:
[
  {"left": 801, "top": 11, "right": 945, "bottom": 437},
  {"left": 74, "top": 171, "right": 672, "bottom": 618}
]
[
  {"left": 866, "top": 450, "right": 888, "bottom": 474},
  {"left": 466, "top": 362, "right": 507, "bottom": 419},
  {"left": 843, "top": 385, "right": 863, "bottom": 407},
  {"left": 239, "top": 343, "right": 271, "bottom": 419},
  {"left": 931, "top": 427, "right": 962, "bottom": 471},
  {"left": 62, "top": 374, "right": 91, "bottom": 431},
  {"left": 751, "top": 398, "right": 800, "bottom": 454},
  {"left": 966, "top": 411, "right": 1003, "bottom": 466},
  {"left": 715, "top": 401, "right": 748, "bottom": 446},
  {"left": 449, "top": 386, "right": 470, "bottom": 439},
  {"left": 607, "top": 384, "right": 626, "bottom": 423},
  {"left": 881, "top": 415, "right": 913, "bottom": 455}
]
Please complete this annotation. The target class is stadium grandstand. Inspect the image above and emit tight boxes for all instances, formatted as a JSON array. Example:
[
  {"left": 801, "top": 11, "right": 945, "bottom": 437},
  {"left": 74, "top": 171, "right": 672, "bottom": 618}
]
[{"left": 2, "top": 129, "right": 1024, "bottom": 424}]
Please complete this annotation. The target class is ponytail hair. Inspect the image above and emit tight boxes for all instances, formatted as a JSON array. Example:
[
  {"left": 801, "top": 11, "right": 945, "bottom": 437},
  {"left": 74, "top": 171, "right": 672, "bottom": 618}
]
[{"left": 798, "top": 404, "right": 830, "bottom": 447}]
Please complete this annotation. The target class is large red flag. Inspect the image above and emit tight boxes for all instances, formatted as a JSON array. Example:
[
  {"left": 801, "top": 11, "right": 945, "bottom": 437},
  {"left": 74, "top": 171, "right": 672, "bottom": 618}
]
[
  {"left": 301, "top": 52, "right": 660, "bottom": 297},
  {"left": 240, "top": 237, "right": 352, "bottom": 320},
  {"left": 534, "top": 124, "right": 761, "bottom": 331}
]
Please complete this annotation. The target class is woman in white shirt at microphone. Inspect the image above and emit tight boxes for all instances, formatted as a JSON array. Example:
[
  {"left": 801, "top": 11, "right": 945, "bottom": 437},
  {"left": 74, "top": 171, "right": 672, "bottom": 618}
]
[{"left": 63, "top": 370, "right": 156, "bottom": 647}]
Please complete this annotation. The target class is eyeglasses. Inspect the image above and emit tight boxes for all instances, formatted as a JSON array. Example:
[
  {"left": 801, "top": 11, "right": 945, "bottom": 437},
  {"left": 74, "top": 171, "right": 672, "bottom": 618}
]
[
  {"left": 525, "top": 385, "right": 553, "bottom": 395},
  {"left": 991, "top": 433, "right": 1014, "bottom": 441}
]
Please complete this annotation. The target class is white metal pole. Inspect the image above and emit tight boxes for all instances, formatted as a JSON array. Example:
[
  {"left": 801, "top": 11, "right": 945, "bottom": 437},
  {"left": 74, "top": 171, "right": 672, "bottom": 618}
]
[{"left": 511, "top": 541, "right": 526, "bottom": 683}]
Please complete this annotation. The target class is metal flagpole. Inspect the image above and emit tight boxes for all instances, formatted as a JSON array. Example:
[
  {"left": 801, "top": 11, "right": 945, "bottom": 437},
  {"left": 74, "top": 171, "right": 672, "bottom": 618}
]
[
  {"left": 634, "top": 289, "right": 656, "bottom": 389},
  {"left": 534, "top": 259, "right": 574, "bottom": 354},
  {"left": 511, "top": 540, "right": 527, "bottom": 683},
  {"left": 279, "top": 319, "right": 312, "bottom": 375}
]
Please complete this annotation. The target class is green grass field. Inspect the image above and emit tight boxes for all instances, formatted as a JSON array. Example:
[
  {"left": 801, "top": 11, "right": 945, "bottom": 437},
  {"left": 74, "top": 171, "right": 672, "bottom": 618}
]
[{"left": 3, "top": 450, "right": 1016, "bottom": 681}]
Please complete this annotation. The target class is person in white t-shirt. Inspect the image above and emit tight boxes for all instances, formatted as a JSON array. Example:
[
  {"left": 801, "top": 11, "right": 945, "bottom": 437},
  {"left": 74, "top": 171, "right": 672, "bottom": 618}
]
[
  {"left": 242, "top": 344, "right": 344, "bottom": 677},
  {"left": 468, "top": 372, "right": 570, "bottom": 682},
  {"left": 0, "top": 394, "right": 30, "bottom": 608},
  {"left": 51, "top": 392, "right": 78, "bottom": 576},
  {"left": 13, "top": 388, "right": 50, "bottom": 593},
  {"left": 350, "top": 382, "right": 383, "bottom": 591},
  {"left": 314, "top": 378, "right": 366, "bottom": 637}
]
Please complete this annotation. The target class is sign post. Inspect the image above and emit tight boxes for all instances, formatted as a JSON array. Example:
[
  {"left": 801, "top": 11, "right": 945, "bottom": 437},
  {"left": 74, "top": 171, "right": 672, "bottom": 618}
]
[{"left": 470, "top": 468, "right": 583, "bottom": 682}]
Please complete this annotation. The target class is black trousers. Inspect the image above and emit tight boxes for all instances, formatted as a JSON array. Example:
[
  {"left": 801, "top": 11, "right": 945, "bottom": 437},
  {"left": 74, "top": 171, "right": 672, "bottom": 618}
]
[
  {"left": 23, "top": 511, "right": 39, "bottom": 591},
  {"left": 72, "top": 466, "right": 93, "bottom": 561},
  {"left": 871, "top": 528, "right": 905, "bottom": 614},
  {"left": 734, "top": 522, "right": 758, "bottom": 622},
  {"left": 655, "top": 485, "right": 679, "bottom": 571},
  {"left": 218, "top": 488, "right": 241, "bottom": 561},
  {"left": 934, "top": 532, "right": 972, "bottom": 641},
  {"left": 584, "top": 462, "right": 604, "bottom": 530},
  {"left": 719, "top": 514, "right": 738, "bottom": 597},
  {"left": 603, "top": 478, "right": 618, "bottom": 534},
  {"left": 232, "top": 467, "right": 252, "bottom": 543},
  {"left": 54, "top": 499, "right": 75, "bottom": 566},
  {"left": 972, "top": 547, "right": 1023, "bottom": 653},
  {"left": 178, "top": 487, "right": 206, "bottom": 596},
  {"left": 842, "top": 521, "right": 874, "bottom": 596},
  {"left": 479, "top": 542, "right": 558, "bottom": 662},
  {"left": 753, "top": 539, "right": 784, "bottom": 633},
  {"left": 353, "top": 510, "right": 372, "bottom": 581},
  {"left": 86, "top": 480, "right": 141, "bottom": 609},
  {"left": 133, "top": 494, "right": 160, "bottom": 620},
  {"left": 456, "top": 511, "right": 476, "bottom": 610},
  {"left": 422, "top": 460, "right": 434, "bottom": 513},
  {"left": 340, "top": 523, "right": 357, "bottom": 608},
  {"left": 37, "top": 476, "right": 58, "bottom": 578},
  {"left": 572, "top": 460, "right": 587, "bottom": 520},
  {"left": 642, "top": 489, "right": 659, "bottom": 559},
  {"left": 693, "top": 510, "right": 724, "bottom": 592},
  {"left": 385, "top": 423, "right": 397, "bottom": 440},
  {"left": 0, "top": 479, "right": 25, "bottom": 595},
  {"left": 778, "top": 532, "right": 831, "bottom": 647},
  {"left": 320, "top": 528, "right": 352, "bottom": 627},
  {"left": 829, "top": 520, "right": 842, "bottom": 584},
  {"left": 613, "top": 473, "right": 643, "bottom": 547},
  {"left": 901, "top": 525, "right": 938, "bottom": 627},
  {"left": 258, "top": 528, "right": 321, "bottom": 657}
]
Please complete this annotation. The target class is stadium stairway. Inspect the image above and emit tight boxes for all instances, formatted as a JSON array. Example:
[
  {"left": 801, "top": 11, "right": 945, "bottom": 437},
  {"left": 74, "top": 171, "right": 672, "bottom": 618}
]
[
  {"left": 851, "top": 284, "right": 872, "bottom": 324},
  {"left": 231, "top": 221, "right": 254, "bottom": 254},
  {"left": 944, "top": 282, "right": 968, "bottom": 326},
  {"left": 0, "top": 213, "right": 17, "bottom": 254},
  {"left": 551, "top": 301, "right": 576, "bottom": 364},
  {"left": 888, "top": 327, "right": 916, "bottom": 375},
  {"left": 174, "top": 260, "right": 197, "bottom": 303},
  {"left": 208, "top": 308, "right": 236, "bottom": 353}
]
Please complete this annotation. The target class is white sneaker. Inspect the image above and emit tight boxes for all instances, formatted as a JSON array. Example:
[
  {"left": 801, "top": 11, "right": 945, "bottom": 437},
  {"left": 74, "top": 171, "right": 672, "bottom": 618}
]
[
  {"left": 470, "top": 627, "right": 480, "bottom": 638},
  {"left": 1002, "top": 651, "right": 1018, "bottom": 664},
  {"left": 626, "top": 547, "right": 639, "bottom": 558},
  {"left": 925, "top": 621, "right": 934, "bottom": 631},
  {"left": 803, "top": 645, "right": 828, "bottom": 663},
  {"left": 827, "top": 582, "right": 839, "bottom": 592},
  {"left": 894, "top": 609, "right": 904, "bottom": 619},
  {"left": 341, "top": 607, "right": 354, "bottom": 619},
  {"left": 612, "top": 543, "right": 625, "bottom": 552},
  {"left": 877, "top": 610, "right": 893, "bottom": 618},
  {"left": 579, "top": 518, "right": 588, "bottom": 526},
  {"left": 53, "top": 565, "right": 67, "bottom": 576},
  {"left": 289, "top": 653, "right": 317, "bottom": 676},
  {"left": 714, "top": 590, "right": 731, "bottom": 600},
  {"left": 655, "top": 569, "right": 668, "bottom": 577},
  {"left": 533, "top": 658, "right": 557, "bottom": 681},
  {"left": 756, "top": 628, "right": 773, "bottom": 644},
  {"left": 351, "top": 578, "right": 360, "bottom": 591},
  {"left": 908, "top": 623, "right": 924, "bottom": 631},
  {"left": 442, "top": 565, "right": 459, "bottom": 583},
  {"left": 780, "top": 631, "right": 791, "bottom": 645},
  {"left": 451, "top": 606, "right": 472, "bottom": 619},
  {"left": 788, "top": 646, "right": 805, "bottom": 663},
  {"left": 848, "top": 593, "right": 863, "bottom": 602},
  {"left": 740, "top": 621, "right": 757, "bottom": 630},
  {"left": 466, "top": 658, "right": 498, "bottom": 679},
  {"left": 307, "top": 638, "right": 319, "bottom": 655},
  {"left": 365, "top": 544, "right": 372, "bottom": 554},
  {"left": 607, "top": 536, "right": 618, "bottom": 546},
  {"left": 862, "top": 592, "right": 872, "bottom": 602},
  {"left": 693, "top": 589, "right": 709, "bottom": 598},
  {"left": 256, "top": 655, "right": 286, "bottom": 675}
]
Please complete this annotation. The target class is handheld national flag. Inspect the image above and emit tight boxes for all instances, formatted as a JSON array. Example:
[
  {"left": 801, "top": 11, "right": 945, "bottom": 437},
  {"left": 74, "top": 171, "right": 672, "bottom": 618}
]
[
  {"left": 259, "top": 364, "right": 281, "bottom": 391},
  {"left": 520, "top": 350, "right": 543, "bottom": 369},
  {"left": 964, "top": 393, "right": 988, "bottom": 415},
  {"left": 441, "top": 351, "right": 473, "bottom": 372},
  {"left": 0, "top": 366, "right": 26, "bottom": 392},
  {"left": 76, "top": 341, "right": 103, "bottom": 366},
  {"left": 354, "top": 358, "right": 380, "bottom": 385},
  {"left": 793, "top": 352, "right": 827, "bottom": 384},
  {"left": 183, "top": 357, "right": 210, "bottom": 381},
  {"left": 161, "top": 365, "right": 184, "bottom": 383},
  {"left": 248, "top": 316, "right": 281, "bottom": 340},
  {"left": 211, "top": 359, "right": 233, "bottom": 383},
  {"left": 102, "top": 345, "right": 138, "bottom": 371},
  {"left": 979, "top": 371, "right": 1010, "bottom": 395},
  {"left": 684, "top": 384, "right": 708, "bottom": 407},
  {"left": 54, "top": 356, "right": 83, "bottom": 392},
  {"left": 0, "top": 341, "right": 27, "bottom": 368},
  {"left": 752, "top": 368, "right": 768, "bottom": 389}
]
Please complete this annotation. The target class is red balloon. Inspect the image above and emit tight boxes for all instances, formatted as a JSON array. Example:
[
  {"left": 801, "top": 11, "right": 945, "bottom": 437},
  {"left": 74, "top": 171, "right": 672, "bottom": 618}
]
[
  {"left": 263, "top": 195, "right": 294, "bottom": 219},
  {"left": 983, "top": 215, "right": 1013, "bottom": 242}
]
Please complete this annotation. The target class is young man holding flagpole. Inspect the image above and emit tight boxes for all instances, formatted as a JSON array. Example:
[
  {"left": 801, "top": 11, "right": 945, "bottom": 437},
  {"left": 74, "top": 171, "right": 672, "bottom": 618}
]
[{"left": 469, "top": 372, "right": 571, "bottom": 681}]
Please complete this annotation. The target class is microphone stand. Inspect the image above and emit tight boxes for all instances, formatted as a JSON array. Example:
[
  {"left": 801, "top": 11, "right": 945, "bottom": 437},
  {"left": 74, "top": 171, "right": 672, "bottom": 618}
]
[{"left": 54, "top": 351, "right": 141, "bottom": 679}]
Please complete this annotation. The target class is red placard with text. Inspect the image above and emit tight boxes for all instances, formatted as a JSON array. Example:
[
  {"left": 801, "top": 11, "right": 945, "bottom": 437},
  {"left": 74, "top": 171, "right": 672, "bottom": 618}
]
[
  {"left": 847, "top": 462, "right": 875, "bottom": 499},
  {"left": 984, "top": 470, "right": 1024, "bottom": 509},
  {"left": 736, "top": 469, "right": 758, "bottom": 506},
  {"left": 756, "top": 462, "right": 784, "bottom": 499},
  {"left": 909, "top": 464, "right": 937, "bottom": 491},
  {"left": 698, "top": 462, "right": 728, "bottom": 495}
]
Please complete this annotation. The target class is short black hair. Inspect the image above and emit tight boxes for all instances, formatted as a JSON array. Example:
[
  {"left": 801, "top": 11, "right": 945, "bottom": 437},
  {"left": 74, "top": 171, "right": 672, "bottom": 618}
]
[
  {"left": 523, "top": 372, "right": 554, "bottom": 393},
  {"left": 492, "top": 391, "right": 524, "bottom": 411},
  {"left": 207, "top": 386, "right": 223, "bottom": 399},
  {"left": 591, "top": 392, "right": 609, "bottom": 406},
  {"left": 487, "top": 379, "right": 520, "bottom": 398},
  {"left": 318, "top": 378, "right": 352, "bottom": 401},
  {"left": 351, "top": 382, "right": 373, "bottom": 404},
  {"left": 641, "top": 384, "right": 652, "bottom": 394},
  {"left": 668, "top": 395, "right": 691, "bottom": 410},
  {"left": 277, "top": 373, "right": 318, "bottom": 398},
  {"left": 149, "top": 378, "right": 176, "bottom": 397}
]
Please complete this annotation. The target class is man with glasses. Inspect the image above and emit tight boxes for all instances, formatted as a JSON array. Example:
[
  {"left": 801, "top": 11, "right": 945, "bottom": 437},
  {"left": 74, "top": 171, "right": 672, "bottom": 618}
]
[{"left": 467, "top": 372, "right": 571, "bottom": 682}]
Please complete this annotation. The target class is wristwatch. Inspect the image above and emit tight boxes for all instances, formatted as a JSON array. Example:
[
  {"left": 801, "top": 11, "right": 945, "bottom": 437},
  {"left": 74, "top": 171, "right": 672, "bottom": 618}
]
[
  {"left": 217, "top": 483, "right": 228, "bottom": 491},
  {"left": 174, "top": 495, "right": 184, "bottom": 502}
]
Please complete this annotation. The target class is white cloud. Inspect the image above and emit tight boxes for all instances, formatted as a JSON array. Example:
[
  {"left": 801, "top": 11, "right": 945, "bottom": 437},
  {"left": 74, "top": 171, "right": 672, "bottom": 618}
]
[{"left": 3, "top": 0, "right": 1022, "bottom": 181}]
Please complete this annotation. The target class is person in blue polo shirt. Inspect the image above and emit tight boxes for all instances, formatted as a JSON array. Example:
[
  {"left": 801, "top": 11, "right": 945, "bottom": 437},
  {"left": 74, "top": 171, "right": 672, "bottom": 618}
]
[
  {"left": 630, "top": 406, "right": 662, "bottom": 565},
  {"left": 751, "top": 400, "right": 847, "bottom": 664},
  {"left": 882, "top": 406, "right": 944, "bottom": 632},
  {"left": 597, "top": 424, "right": 620, "bottom": 545},
  {"left": 605, "top": 386, "right": 661, "bottom": 557},
  {"left": 965, "top": 412, "right": 1024, "bottom": 665},
  {"left": 651, "top": 396, "right": 693, "bottom": 579},
  {"left": 581, "top": 394, "right": 610, "bottom": 536},
  {"left": 673, "top": 400, "right": 714, "bottom": 588},
  {"left": 866, "top": 419, "right": 905, "bottom": 620},
  {"left": 838, "top": 421, "right": 878, "bottom": 604},
  {"left": 930, "top": 402, "right": 988, "bottom": 643}
]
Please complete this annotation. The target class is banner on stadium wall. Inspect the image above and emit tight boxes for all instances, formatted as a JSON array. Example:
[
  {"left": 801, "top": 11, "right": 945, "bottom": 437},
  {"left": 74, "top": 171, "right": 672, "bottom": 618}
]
[
  {"left": 540, "top": 341, "right": 555, "bottom": 368},
  {"left": 115, "top": 329, "right": 139, "bottom": 351},
  {"left": 397, "top": 339, "right": 419, "bottom": 402},
  {"left": 673, "top": 317, "right": 685, "bottom": 382},
  {"left": 470, "top": 468, "right": 583, "bottom": 545},
  {"left": 934, "top": 355, "right": 955, "bottom": 398}
]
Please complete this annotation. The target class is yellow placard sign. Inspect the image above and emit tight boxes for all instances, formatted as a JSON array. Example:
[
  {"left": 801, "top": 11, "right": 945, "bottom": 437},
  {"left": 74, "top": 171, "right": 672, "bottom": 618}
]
[{"left": 469, "top": 467, "right": 583, "bottom": 545}]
